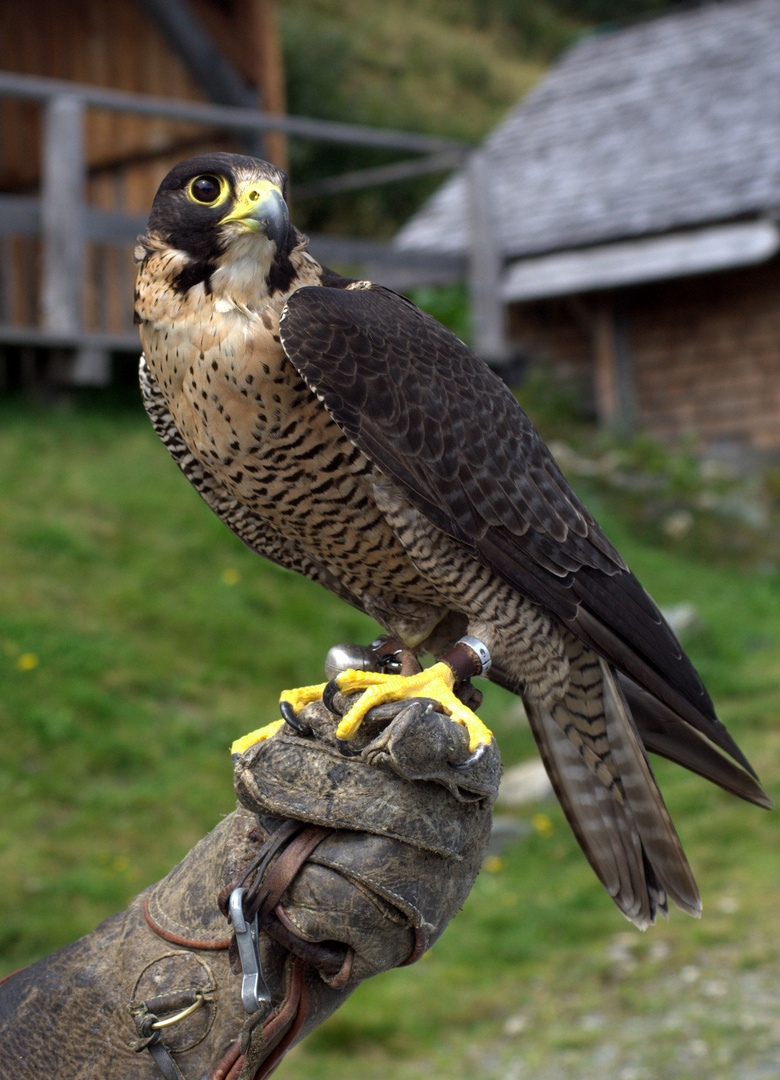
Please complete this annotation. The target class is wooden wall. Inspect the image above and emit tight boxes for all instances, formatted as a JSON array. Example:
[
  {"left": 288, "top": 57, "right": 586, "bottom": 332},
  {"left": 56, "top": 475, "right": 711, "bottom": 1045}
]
[
  {"left": 0, "top": 0, "right": 249, "bottom": 338},
  {"left": 629, "top": 261, "right": 780, "bottom": 450},
  {"left": 1, "top": 0, "right": 226, "bottom": 195},
  {"left": 507, "top": 258, "right": 780, "bottom": 451},
  {"left": 507, "top": 296, "right": 598, "bottom": 416}
]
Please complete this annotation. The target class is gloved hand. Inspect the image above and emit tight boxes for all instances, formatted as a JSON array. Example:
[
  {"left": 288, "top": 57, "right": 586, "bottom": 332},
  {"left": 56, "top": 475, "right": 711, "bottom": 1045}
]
[{"left": 0, "top": 692, "right": 500, "bottom": 1080}]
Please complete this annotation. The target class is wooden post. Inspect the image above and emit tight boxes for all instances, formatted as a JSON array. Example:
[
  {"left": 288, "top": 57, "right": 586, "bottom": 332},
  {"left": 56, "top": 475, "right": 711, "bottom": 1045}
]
[
  {"left": 593, "top": 294, "right": 618, "bottom": 426},
  {"left": 247, "top": 0, "right": 288, "bottom": 172},
  {"left": 40, "top": 94, "right": 86, "bottom": 337},
  {"left": 593, "top": 293, "right": 635, "bottom": 433},
  {"left": 466, "top": 150, "right": 510, "bottom": 366},
  {"left": 40, "top": 94, "right": 110, "bottom": 385},
  {"left": 613, "top": 299, "right": 636, "bottom": 434}
]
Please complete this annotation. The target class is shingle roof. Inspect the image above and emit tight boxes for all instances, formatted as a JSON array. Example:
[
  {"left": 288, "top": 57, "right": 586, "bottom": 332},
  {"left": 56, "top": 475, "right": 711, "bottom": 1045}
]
[{"left": 396, "top": 0, "right": 780, "bottom": 261}]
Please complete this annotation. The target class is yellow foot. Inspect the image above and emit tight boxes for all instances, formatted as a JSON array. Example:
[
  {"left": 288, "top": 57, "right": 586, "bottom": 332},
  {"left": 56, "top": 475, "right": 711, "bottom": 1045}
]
[
  {"left": 231, "top": 718, "right": 286, "bottom": 756},
  {"left": 278, "top": 681, "right": 329, "bottom": 716},
  {"left": 331, "top": 661, "right": 493, "bottom": 754},
  {"left": 231, "top": 681, "right": 328, "bottom": 755}
]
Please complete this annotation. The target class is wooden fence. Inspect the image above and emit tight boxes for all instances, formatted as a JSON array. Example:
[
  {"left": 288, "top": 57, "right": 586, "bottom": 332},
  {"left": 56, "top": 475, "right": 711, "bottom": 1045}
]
[{"left": 0, "top": 71, "right": 510, "bottom": 386}]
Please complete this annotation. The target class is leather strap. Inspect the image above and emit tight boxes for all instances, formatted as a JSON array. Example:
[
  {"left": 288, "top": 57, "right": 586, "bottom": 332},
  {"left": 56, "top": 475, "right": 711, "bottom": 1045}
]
[
  {"left": 253, "top": 825, "right": 331, "bottom": 920},
  {"left": 441, "top": 640, "right": 485, "bottom": 683},
  {"left": 142, "top": 896, "right": 231, "bottom": 951},
  {"left": 148, "top": 1039, "right": 188, "bottom": 1080},
  {"left": 210, "top": 956, "right": 308, "bottom": 1080},
  {"left": 132, "top": 1002, "right": 192, "bottom": 1080},
  {"left": 145, "top": 818, "right": 419, "bottom": 1080},
  {"left": 245, "top": 824, "right": 354, "bottom": 983}
]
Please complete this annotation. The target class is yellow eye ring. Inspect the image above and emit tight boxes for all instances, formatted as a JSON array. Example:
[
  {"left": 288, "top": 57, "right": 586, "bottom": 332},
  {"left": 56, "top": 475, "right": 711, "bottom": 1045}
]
[{"left": 187, "top": 174, "right": 229, "bottom": 206}]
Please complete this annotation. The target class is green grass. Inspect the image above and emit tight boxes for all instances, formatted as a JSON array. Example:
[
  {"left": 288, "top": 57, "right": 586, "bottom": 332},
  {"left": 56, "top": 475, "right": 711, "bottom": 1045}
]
[{"left": 1, "top": 397, "right": 779, "bottom": 1078}]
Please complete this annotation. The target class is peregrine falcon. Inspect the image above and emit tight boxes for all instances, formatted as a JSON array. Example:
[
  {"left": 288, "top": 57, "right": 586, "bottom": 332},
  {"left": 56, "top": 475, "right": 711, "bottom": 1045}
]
[{"left": 135, "top": 153, "right": 769, "bottom": 929}]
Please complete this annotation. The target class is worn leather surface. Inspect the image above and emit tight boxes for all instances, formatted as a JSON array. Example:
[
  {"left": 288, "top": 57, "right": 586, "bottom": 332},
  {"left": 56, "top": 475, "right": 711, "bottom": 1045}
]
[
  {"left": 0, "top": 697, "right": 499, "bottom": 1079},
  {"left": 237, "top": 699, "right": 498, "bottom": 970},
  {"left": 236, "top": 700, "right": 499, "bottom": 858},
  {"left": 0, "top": 812, "right": 253, "bottom": 1079}
]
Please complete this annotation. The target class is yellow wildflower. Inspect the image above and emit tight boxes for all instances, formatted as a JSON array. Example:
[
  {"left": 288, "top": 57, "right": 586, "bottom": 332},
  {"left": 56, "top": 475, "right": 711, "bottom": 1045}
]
[{"left": 531, "top": 812, "right": 554, "bottom": 837}]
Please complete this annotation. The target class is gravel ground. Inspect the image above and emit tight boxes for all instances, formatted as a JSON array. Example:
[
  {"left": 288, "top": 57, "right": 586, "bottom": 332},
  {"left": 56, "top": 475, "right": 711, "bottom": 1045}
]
[{"left": 483, "top": 937, "right": 780, "bottom": 1080}]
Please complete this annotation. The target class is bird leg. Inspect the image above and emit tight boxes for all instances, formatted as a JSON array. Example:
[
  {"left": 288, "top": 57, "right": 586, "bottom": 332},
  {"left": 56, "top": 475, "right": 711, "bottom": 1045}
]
[{"left": 328, "top": 636, "right": 494, "bottom": 755}]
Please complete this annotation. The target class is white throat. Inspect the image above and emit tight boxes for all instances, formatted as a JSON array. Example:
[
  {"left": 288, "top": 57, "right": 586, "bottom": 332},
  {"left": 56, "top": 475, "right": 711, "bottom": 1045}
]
[{"left": 209, "top": 232, "right": 276, "bottom": 309}]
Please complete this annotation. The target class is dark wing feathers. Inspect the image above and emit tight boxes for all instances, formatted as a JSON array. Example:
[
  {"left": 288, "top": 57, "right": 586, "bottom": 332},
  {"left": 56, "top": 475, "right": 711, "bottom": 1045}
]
[
  {"left": 282, "top": 285, "right": 615, "bottom": 555},
  {"left": 280, "top": 283, "right": 757, "bottom": 781},
  {"left": 619, "top": 676, "right": 772, "bottom": 809}
]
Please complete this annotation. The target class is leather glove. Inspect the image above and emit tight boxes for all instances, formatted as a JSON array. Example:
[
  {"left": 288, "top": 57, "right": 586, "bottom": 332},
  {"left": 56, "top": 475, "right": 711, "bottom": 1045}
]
[{"left": 0, "top": 694, "right": 500, "bottom": 1080}]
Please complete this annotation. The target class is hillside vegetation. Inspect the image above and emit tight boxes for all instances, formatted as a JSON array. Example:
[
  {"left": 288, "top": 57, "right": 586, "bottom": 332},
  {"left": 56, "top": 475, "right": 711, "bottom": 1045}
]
[{"left": 280, "top": 0, "right": 688, "bottom": 236}]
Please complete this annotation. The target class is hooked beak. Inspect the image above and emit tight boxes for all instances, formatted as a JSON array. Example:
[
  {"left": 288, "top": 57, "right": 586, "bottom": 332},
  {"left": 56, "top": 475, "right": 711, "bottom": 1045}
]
[{"left": 220, "top": 181, "right": 290, "bottom": 250}]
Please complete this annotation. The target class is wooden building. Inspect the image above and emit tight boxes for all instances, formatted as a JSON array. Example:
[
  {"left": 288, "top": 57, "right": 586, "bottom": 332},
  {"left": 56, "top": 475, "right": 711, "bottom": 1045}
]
[
  {"left": 397, "top": 0, "right": 780, "bottom": 451},
  {"left": 0, "top": 0, "right": 290, "bottom": 383},
  {"left": 0, "top": 0, "right": 462, "bottom": 386}
]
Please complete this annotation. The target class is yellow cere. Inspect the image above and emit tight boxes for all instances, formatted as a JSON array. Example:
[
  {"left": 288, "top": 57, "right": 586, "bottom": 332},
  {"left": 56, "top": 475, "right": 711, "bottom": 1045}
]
[{"left": 219, "top": 180, "right": 283, "bottom": 230}]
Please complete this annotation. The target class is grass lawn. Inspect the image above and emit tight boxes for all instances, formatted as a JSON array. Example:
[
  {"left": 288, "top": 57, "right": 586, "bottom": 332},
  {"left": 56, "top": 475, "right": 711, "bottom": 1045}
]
[{"left": 1, "top": 396, "right": 779, "bottom": 1078}]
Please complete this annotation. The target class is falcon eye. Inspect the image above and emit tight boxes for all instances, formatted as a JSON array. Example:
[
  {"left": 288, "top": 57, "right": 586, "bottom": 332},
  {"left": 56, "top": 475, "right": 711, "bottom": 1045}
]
[{"left": 189, "top": 175, "right": 224, "bottom": 204}]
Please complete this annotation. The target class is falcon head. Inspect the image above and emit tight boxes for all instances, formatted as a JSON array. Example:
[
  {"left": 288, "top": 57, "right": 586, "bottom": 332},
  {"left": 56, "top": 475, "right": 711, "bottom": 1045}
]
[{"left": 143, "top": 153, "right": 293, "bottom": 296}]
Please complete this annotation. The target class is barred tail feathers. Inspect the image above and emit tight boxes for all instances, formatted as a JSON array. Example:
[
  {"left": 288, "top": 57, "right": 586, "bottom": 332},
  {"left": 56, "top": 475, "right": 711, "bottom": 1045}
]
[{"left": 523, "top": 639, "right": 700, "bottom": 928}]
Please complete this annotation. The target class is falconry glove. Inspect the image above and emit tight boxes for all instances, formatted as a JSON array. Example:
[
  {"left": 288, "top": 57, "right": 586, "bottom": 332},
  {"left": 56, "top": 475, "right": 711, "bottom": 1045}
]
[{"left": 0, "top": 693, "right": 500, "bottom": 1080}]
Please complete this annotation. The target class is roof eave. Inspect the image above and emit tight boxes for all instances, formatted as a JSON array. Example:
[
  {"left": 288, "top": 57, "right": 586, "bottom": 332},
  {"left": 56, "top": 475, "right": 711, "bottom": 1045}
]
[{"left": 501, "top": 219, "right": 780, "bottom": 303}]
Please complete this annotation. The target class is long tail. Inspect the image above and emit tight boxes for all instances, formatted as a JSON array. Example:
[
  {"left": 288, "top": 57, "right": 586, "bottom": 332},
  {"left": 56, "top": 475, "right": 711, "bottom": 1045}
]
[
  {"left": 523, "top": 637, "right": 701, "bottom": 928},
  {"left": 618, "top": 675, "right": 771, "bottom": 809}
]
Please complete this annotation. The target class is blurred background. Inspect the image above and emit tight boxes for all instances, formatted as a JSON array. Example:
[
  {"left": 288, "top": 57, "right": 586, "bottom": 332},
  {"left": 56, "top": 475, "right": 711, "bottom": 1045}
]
[{"left": 1, "top": 1, "right": 779, "bottom": 1077}]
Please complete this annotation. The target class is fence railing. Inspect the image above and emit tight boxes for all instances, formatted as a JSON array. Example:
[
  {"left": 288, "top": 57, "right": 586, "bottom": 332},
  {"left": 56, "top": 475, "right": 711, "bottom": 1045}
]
[{"left": 0, "top": 70, "right": 507, "bottom": 382}]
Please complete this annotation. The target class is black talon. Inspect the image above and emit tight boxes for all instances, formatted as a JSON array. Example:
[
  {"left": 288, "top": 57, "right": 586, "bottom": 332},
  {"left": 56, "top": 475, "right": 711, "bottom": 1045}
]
[
  {"left": 453, "top": 741, "right": 491, "bottom": 770},
  {"left": 279, "top": 700, "right": 313, "bottom": 736},
  {"left": 336, "top": 737, "right": 361, "bottom": 758},
  {"left": 322, "top": 677, "right": 341, "bottom": 714}
]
